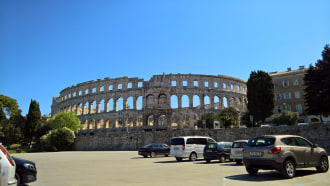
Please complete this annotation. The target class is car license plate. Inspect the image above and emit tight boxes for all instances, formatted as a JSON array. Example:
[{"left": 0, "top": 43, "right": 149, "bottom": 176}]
[
  {"left": 174, "top": 147, "right": 179, "bottom": 150},
  {"left": 249, "top": 151, "right": 263, "bottom": 157},
  {"left": 206, "top": 150, "right": 212, "bottom": 152},
  {"left": 235, "top": 151, "right": 242, "bottom": 155}
]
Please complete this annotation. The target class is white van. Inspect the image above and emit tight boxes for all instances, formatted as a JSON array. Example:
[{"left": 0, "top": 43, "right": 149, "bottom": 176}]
[{"left": 170, "top": 136, "right": 216, "bottom": 161}]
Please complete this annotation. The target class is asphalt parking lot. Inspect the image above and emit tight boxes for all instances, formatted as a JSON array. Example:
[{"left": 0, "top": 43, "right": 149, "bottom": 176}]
[{"left": 13, "top": 151, "right": 330, "bottom": 186}]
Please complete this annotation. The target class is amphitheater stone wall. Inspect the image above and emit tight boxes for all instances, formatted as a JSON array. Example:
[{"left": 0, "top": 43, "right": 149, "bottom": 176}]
[
  {"left": 51, "top": 73, "right": 247, "bottom": 131},
  {"left": 73, "top": 124, "right": 330, "bottom": 154}
]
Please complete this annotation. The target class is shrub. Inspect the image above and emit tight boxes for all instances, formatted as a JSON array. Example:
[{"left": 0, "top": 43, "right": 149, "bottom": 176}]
[
  {"left": 269, "top": 111, "right": 299, "bottom": 126},
  {"left": 40, "top": 127, "right": 75, "bottom": 151}
]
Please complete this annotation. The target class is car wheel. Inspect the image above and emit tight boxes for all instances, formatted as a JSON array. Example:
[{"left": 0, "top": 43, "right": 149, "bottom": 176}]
[
  {"left": 143, "top": 155, "right": 148, "bottom": 158},
  {"left": 282, "top": 160, "right": 296, "bottom": 178},
  {"left": 176, "top": 157, "right": 183, "bottom": 162},
  {"left": 150, "top": 152, "right": 156, "bottom": 158},
  {"left": 15, "top": 173, "right": 21, "bottom": 185},
  {"left": 219, "top": 155, "right": 226, "bottom": 163},
  {"left": 316, "top": 156, "right": 329, "bottom": 173},
  {"left": 189, "top": 152, "right": 197, "bottom": 161},
  {"left": 246, "top": 166, "right": 258, "bottom": 175},
  {"left": 206, "top": 159, "right": 211, "bottom": 163},
  {"left": 165, "top": 155, "right": 169, "bottom": 157},
  {"left": 235, "top": 159, "right": 242, "bottom": 164}
]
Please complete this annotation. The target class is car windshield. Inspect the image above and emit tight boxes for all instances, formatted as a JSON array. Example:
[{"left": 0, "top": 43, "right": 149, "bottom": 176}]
[
  {"left": 247, "top": 137, "right": 275, "bottom": 146},
  {"left": 206, "top": 143, "right": 217, "bottom": 148},
  {"left": 221, "top": 143, "right": 232, "bottom": 148},
  {"left": 171, "top": 138, "right": 184, "bottom": 145}
]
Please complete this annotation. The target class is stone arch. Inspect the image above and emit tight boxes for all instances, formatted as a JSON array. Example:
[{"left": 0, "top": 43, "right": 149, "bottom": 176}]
[
  {"left": 115, "top": 117, "right": 122, "bottom": 128},
  {"left": 105, "top": 117, "right": 111, "bottom": 128},
  {"left": 116, "top": 97, "right": 123, "bottom": 111},
  {"left": 214, "top": 96, "right": 220, "bottom": 110},
  {"left": 147, "top": 114, "right": 154, "bottom": 126},
  {"left": 137, "top": 96, "right": 143, "bottom": 110},
  {"left": 146, "top": 94, "right": 155, "bottom": 106},
  {"left": 89, "top": 119, "right": 95, "bottom": 129},
  {"left": 137, "top": 115, "right": 143, "bottom": 127},
  {"left": 158, "top": 115, "right": 167, "bottom": 126},
  {"left": 96, "top": 118, "right": 103, "bottom": 129},
  {"left": 82, "top": 120, "right": 88, "bottom": 129},
  {"left": 182, "top": 95, "right": 189, "bottom": 108},
  {"left": 204, "top": 95, "right": 210, "bottom": 109},
  {"left": 158, "top": 94, "right": 167, "bottom": 105},
  {"left": 193, "top": 95, "right": 200, "bottom": 108}
]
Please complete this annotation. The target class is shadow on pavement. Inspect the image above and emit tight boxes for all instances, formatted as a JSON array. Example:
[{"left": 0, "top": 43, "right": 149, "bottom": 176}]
[{"left": 225, "top": 170, "right": 318, "bottom": 182}]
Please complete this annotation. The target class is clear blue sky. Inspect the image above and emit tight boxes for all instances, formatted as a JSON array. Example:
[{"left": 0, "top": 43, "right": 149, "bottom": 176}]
[{"left": 1, "top": 0, "right": 329, "bottom": 116}]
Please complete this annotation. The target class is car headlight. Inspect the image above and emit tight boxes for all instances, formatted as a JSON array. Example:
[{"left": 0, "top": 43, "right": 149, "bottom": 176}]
[{"left": 24, "top": 163, "right": 36, "bottom": 170}]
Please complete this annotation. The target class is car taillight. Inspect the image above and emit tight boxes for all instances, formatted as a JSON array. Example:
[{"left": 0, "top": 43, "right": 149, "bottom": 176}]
[
  {"left": 0, "top": 146, "right": 15, "bottom": 166},
  {"left": 142, "top": 148, "right": 147, "bottom": 151},
  {"left": 268, "top": 147, "right": 281, "bottom": 154},
  {"left": 182, "top": 143, "right": 185, "bottom": 151},
  {"left": 214, "top": 148, "right": 219, "bottom": 152},
  {"left": 242, "top": 148, "right": 247, "bottom": 153}
]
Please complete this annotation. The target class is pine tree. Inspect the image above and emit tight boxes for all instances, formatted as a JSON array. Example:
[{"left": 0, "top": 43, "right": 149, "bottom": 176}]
[
  {"left": 304, "top": 44, "right": 330, "bottom": 122},
  {"left": 247, "top": 70, "right": 275, "bottom": 124},
  {"left": 25, "top": 100, "right": 41, "bottom": 145}
]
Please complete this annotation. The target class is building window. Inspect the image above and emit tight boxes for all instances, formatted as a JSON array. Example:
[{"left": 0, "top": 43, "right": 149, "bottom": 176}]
[
  {"left": 296, "top": 104, "right": 302, "bottom": 114},
  {"left": 295, "top": 91, "right": 300, "bottom": 99},
  {"left": 276, "top": 106, "right": 283, "bottom": 113},
  {"left": 205, "top": 81, "right": 208, "bottom": 87},
  {"left": 172, "top": 81, "right": 176, "bottom": 87},
  {"left": 183, "top": 81, "right": 187, "bottom": 87},
  {"left": 194, "top": 81, "right": 198, "bottom": 87},
  {"left": 118, "top": 84, "right": 122, "bottom": 89},
  {"left": 275, "top": 93, "right": 282, "bottom": 100},
  {"left": 293, "top": 79, "right": 299, "bottom": 86},
  {"left": 109, "top": 85, "right": 113, "bottom": 91},
  {"left": 274, "top": 82, "right": 279, "bottom": 88},
  {"left": 284, "top": 92, "right": 291, "bottom": 99},
  {"left": 128, "top": 82, "right": 132, "bottom": 89},
  {"left": 284, "top": 105, "right": 291, "bottom": 111},
  {"left": 282, "top": 80, "right": 289, "bottom": 87},
  {"left": 214, "top": 82, "right": 218, "bottom": 88},
  {"left": 138, "top": 82, "right": 143, "bottom": 88}
]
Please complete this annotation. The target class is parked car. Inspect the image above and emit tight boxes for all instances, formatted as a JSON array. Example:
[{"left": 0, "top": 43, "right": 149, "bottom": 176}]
[
  {"left": 13, "top": 157, "right": 37, "bottom": 185},
  {"left": 230, "top": 140, "right": 248, "bottom": 164},
  {"left": 243, "top": 135, "right": 329, "bottom": 178},
  {"left": 0, "top": 143, "right": 17, "bottom": 186},
  {"left": 170, "top": 136, "right": 216, "bottom": 161},
  {"left": 138, "top": 144, "right": 170, "bottom": 158},
  {"left": 203, "top": 142, "right": 233, "bottom": 163}
]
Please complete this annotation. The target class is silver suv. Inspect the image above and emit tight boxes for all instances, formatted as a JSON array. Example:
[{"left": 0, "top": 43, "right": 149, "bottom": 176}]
[{"left": 243, "top": 135, "right": 329, "bottom": 178}]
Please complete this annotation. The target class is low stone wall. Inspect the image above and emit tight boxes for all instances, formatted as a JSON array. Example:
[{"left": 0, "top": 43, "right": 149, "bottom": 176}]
[{"left": 74, "top": 123, "right": 330, "bottom": 153}]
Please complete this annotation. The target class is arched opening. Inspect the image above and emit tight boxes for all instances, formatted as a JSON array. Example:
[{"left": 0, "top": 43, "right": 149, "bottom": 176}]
[
  {"left": 182, "top": 115, "right": 190, "bottom": 128},
  {"left": 171, "top": 95, "right": 178, "bottom": 109},
  {"left": 127, "top": 97, "right": 133, "bottom": 109},
  {"left": 108, "top": 98, "right": 114, "bottom": 111},
  {"left": 97, "top": 118, "right": 103, "bottom": 129},
  {"left": 82, "top": 120, "right": 88, "bottom": 129},
  {"left": 137, "top": 96, "right": 143, "bottom": 110},
  {"left": 158, "top": 94, "right": 167, "bottom": 105},
  {"left": 193, "top": 95, "right": 200, "bottom": 108},
  {"left": 117, "top": 97, "right": 123, "bottom": 111},
  {"left": 204, "top": 96, "right": 210, "bottom": 109},
  {"left": 214, "top": 96, "right": 220, "bottom": 109},
  {"left": 137, "top": 115, "right": 143, "bottom": 127},
  {"left": 223, "top": 97, "right": 228, "bottom": 108},
  {"left": 158, "top": 115, "right": 167, "bottom": 126},
  {"left": 147, "top": 115, "right": 154, "bottom": 126},
  {"left": 146, "top": 94, "right": 155, "bottom": 106},
  {"left": 100, "top": 100, "right": 105, "bottom": 112},
  {"left": 89, "top": 119, "right": 95, "bottom": 129},
  {"left": 182, "top": 95, "right": 189, "bottom": 108},
  {"left": 85, "top": 102, "right": 89, "bottom": 114},
  {"left": 106, "top": 118, "right": 111, "bottom": 128},
  {"left": 92, "top": 100, "right": 97, "bottom": 114},
  {"left": 116, "top": 117, "right": 122, "bottom": 128}
]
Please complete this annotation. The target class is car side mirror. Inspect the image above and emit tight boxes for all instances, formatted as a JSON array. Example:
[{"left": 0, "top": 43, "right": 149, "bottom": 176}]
[{"left": 313, "top": 144, "right": 319, "bottom": 148}]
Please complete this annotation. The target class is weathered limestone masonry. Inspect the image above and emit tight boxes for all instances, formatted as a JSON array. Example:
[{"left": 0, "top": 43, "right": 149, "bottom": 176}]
[
  {"left": 51, "top": 73, "right": 247, "bottom": 131},
  {"left": 74, "top": 124, "right": 330, "bottom": 153}
]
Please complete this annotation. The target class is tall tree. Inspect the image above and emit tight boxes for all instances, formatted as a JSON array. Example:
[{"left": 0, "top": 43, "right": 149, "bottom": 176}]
[
  {"left": 218, "top": 107, "right": 239, "bottom": 128},
  {"left": 304, "top": 44, "right": 330, "bottom": 122},
  {"left": 247, "top": 70, "right": 275, "bottom": 123},
  {"left": 0, "top": 95, "right": 24, "bottom": 147},
  {"left": 25, "top": 100, "right": 41, "bottom": 145}
]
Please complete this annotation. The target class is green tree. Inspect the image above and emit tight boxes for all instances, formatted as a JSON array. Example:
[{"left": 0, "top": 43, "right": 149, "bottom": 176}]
[
  {"left": 219, "top": 107, "right": 239, "bottom": 128},
  {"left": 269, "top": 111, "right": 299, "bottom": 126},
  {"left": 198, "top": 113, "right": 220, "bottom": 129},
  {"left": 48, "top": 111, "right": 82, "bottom": 131},
  {"left": 40, "top": 127, "right": 75, "bottom": 151},
  {"left": 304, "top": 44, "right": 330, "bottom": 122},
  {"left": 25, "top": 100, "right": 41, "bottom": 145},
  {"left": 247, "top": 71, "right": 275, "bottom": 123},
  {"left": 0, "top": 95, "right": 24, "bottom": 147}
]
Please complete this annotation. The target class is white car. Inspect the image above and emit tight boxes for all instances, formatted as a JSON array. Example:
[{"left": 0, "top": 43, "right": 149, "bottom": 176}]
[
  {"left": 0, "top": 143, "right": 17, "bottom": 186},
  {"left": 230, "top": 140, "right": 248, "bottom": 164},
  {"left": 170, "top": 136, "right": 216, "bottom": 161}
]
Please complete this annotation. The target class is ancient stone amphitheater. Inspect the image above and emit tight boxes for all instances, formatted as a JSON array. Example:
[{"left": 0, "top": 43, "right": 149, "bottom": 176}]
[{"left": 51, "top": 73, "right": 247, "bottom": 134}]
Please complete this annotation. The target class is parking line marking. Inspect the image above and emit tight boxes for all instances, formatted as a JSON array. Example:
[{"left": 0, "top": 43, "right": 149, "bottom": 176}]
[{"left": 296, "top": 177, "right": 330, "bottom": 186}]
